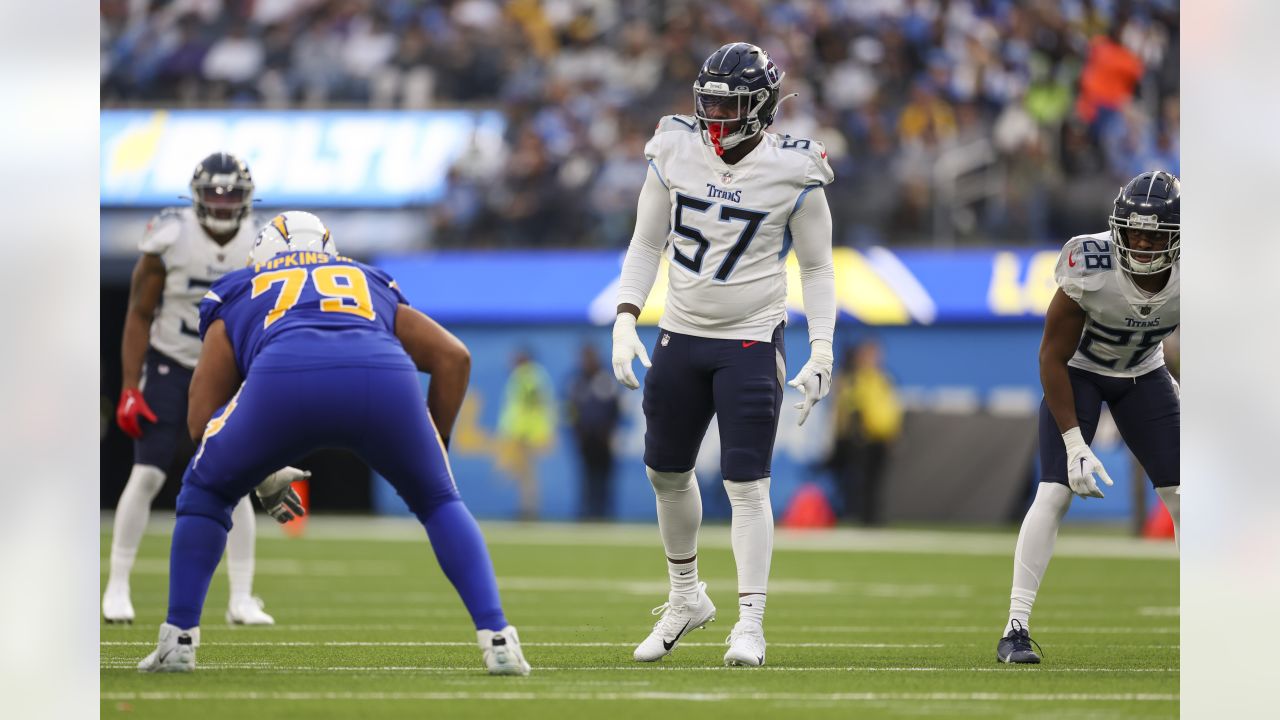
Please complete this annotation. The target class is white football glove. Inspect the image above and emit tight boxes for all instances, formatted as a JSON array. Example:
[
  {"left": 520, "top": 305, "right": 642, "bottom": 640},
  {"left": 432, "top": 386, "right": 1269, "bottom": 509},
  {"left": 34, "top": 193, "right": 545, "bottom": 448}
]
[
  {"left": 787, "top": 339, "right": 834, "bottom": 427},
  {"left": 611, "top": 313, "right": 651, "bottom": 390},
  {"left": 255, "top": 466, "right": 310, "bottom": 524},
  {"left": 1062, "top": 427, "right": 1113, "bottom": 499}
]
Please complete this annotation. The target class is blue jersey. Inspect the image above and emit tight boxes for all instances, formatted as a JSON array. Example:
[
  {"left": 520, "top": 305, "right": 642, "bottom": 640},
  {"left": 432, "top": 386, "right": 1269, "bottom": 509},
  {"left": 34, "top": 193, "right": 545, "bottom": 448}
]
[{"left": 199, "top": 251, "right": 413, "bottom": 376}]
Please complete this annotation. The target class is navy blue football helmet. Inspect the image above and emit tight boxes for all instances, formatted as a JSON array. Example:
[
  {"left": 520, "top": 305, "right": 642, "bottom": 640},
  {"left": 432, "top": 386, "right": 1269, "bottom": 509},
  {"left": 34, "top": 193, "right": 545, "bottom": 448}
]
[
  {"left": 693, "top": 43, "right": 785, "bottom": 156},
  {"left": 190, "top": 152, "right": 254, "bottom": 235},
  {"left": 1108, "top": 170, "right": 1180, "bottom": 276}
]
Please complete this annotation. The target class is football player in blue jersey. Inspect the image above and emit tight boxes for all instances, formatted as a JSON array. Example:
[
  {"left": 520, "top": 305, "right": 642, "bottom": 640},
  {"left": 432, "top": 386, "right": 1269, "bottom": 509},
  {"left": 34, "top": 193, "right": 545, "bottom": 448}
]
[{"left": 137, "top": 211, "right": 530, "bottom": 676}]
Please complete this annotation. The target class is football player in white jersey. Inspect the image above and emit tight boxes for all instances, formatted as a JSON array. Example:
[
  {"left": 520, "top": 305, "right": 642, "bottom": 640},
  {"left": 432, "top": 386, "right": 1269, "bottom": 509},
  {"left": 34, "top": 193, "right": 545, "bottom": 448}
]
[
  {"left": 611, "top": 43, "right": 836, "bottom": 667},
  {"left": 105, "top": 152, "right": 287, "bottom": 625},
  {"left": 997, "top": 171, "right": 1181, "bottom": 664}
]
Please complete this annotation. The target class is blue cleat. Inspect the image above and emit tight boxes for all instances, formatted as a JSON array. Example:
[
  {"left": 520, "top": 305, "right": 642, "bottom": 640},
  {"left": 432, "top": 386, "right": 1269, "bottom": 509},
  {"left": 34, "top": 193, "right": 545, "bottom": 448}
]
[{"left": 996, "top": 620, "right": 1042, "bottom": 664}]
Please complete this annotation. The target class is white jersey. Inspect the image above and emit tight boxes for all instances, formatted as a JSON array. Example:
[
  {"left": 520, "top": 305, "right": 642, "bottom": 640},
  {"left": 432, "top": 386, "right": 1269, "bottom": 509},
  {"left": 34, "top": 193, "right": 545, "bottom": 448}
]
[
  {"left": 1055, "top": 231, "right": 1180, "bottom": 378},
  {"left": 139, "top": 207, "right": 258, "bottom": 368},
  {"left": 644, "top": 115, "right": 835, "bottom": 341}
]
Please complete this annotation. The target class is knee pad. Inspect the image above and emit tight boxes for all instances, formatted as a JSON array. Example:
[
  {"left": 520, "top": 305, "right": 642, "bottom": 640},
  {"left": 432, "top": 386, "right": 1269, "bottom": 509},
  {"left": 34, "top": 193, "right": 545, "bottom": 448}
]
[
  {"left": 646, "top": 466, "right": 695, "bottom": 494},
  {"left": 175, "top": 482, "right": 237, "bottom": 531},
  {"left": 128, "top": 464, "right": 167, "bottom": 499},
  {"left": 723, "top": 477, "right": 772, "bottom": 511},
  {"left": 1031, "top": 482, "right": 1073, "bottom": 520},
  {"left": 1156, "top": 486, "right": 1180, "bottom": 521}
]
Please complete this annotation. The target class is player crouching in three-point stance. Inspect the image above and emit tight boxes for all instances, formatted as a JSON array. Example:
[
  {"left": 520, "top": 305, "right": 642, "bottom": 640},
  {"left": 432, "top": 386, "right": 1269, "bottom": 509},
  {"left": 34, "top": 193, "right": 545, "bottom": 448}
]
[
  {"left": 138, "top": 211, "right": 529, "bottom": 676},
  {"left": 612, "top": 42, "right": 836, "bottom": 667},
  {"left": 997, "top": 171, "right": 1181, "bottom": 664}
]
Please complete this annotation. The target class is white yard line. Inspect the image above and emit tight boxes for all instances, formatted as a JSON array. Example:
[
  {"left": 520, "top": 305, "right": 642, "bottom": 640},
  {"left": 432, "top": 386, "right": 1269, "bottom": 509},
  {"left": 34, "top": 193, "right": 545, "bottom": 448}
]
[
  {"left": 100, "top": 690, "right": 1178, "bottom": 702},
  {"left": 101, "top": 662, "right": 1178, "bottom": 674},
  {"left": 101, "top": 640, "right": 947, "bottom": 648},
  {"left": 103, "top": 514, "right": 1178, "bottom": 560}
]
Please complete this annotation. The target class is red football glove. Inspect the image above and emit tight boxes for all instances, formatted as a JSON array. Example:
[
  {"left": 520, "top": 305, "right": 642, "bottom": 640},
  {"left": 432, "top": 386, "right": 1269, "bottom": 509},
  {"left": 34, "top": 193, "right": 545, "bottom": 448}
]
[{"left": 116, "top": 388, "right": 158, "bottom": 439}]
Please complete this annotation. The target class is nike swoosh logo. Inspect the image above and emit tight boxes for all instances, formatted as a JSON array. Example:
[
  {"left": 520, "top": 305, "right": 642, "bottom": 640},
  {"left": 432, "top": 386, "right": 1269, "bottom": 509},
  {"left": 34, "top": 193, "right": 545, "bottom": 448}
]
[
  {"left": 678, "top": 569, "right": 693, "bottom": 576},
  {"left": 1068, "top": 253, "right": 1077, "bottom": 267},
  {"left": 742, "top": 341, "right": 759, "bottom": 348},
  {"left": 741, "top": 603, "right": 752, "bottom": 607},
  {"left": 662, "top": 620, "right": 692, "bottom": 651}
]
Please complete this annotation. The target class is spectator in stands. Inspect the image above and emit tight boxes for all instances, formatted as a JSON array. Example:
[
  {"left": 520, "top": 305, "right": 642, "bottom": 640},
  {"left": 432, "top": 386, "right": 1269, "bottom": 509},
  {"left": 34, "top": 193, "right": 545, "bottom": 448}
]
[{"left": 99, "top": 0, "right": 1180, "bottom": 251}]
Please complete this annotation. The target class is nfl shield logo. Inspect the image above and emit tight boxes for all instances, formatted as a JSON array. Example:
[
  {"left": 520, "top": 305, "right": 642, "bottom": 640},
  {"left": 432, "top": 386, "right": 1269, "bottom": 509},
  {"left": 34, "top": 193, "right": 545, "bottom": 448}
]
[
  {"left": 720, "top": 172, "right": 733, "bottom": 184},
  {"left": 1139, "top": 306, "right": 1152, "bottom": 316},
  {"left": 661, "top": 333, "right": 671, "bottom": 347}
]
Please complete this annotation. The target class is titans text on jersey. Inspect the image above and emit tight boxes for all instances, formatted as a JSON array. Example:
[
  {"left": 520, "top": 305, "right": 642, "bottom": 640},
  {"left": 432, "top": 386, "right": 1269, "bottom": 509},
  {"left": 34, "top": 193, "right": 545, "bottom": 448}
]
[
  {"left": 638, "top": 114, "right": 834, "bottom": 341},
  {"left": 1055, "top": 231, "right": 1180, "bottom": 377}
]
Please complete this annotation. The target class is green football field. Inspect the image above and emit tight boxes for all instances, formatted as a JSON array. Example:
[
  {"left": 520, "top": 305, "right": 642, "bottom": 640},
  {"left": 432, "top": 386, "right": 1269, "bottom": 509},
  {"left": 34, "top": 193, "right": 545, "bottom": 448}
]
[{"left": 101, "top": 517, "right": 1178, "bottom": 719}]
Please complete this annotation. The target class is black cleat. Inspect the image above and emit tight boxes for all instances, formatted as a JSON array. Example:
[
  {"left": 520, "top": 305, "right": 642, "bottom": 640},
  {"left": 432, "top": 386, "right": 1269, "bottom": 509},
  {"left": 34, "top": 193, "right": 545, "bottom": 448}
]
[{"left": 996, "top": 620, "right": 1042, "bottom": 664}]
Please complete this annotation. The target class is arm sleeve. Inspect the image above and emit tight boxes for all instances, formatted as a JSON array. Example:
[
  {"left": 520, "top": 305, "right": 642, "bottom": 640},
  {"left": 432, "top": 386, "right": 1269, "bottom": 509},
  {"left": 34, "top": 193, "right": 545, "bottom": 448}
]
[
  {"left": 615, "top": 164, "right": 672, "bottom": 310},
  {"left": 789, "top": 186, "right": 836, "bottom": 346}
]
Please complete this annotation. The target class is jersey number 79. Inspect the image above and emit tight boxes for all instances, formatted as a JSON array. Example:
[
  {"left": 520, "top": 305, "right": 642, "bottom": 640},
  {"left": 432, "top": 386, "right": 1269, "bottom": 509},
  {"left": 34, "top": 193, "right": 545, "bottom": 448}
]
[{"left": 251, "top": 266, "right": 375, "bottom": 329}]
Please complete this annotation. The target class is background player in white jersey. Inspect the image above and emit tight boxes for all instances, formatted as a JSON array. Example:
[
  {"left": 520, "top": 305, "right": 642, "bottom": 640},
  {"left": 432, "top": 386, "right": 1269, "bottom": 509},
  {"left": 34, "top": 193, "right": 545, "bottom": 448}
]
[
  {"left": 611, "top": 42, "right": 836, "bottom": 667},
  {"left": 997, "top": 171, "right": 1181, "bottom": 664},
  {"left": 105, "top": 152, "right": 282, "bottom": 625}
]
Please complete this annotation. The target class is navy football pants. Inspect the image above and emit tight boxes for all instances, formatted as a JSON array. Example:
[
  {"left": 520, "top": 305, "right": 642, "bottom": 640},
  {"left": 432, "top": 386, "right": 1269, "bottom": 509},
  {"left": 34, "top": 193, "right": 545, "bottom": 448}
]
[
  {"left": 642, "top": 323, "right": 785, "bottom": 482},
  {"left": 1038, "top": 365, "right": 1180, "bottom": 488}
]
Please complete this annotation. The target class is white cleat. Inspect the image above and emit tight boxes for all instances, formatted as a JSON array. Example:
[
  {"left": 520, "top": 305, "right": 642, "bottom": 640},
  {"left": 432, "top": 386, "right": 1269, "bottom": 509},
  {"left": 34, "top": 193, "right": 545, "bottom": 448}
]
[
  {"left": 102, "top": 586, "right": 135, "bottom": 624},
  {"left": 137, "top": 623, "right": 199, "bottom": 673},
  {"left": 724, "top": 622, "right": 766, "bottom": 667},
  {"left": 478, "top": 625, "right": 532, "bottom": 676},
  {"left": 634, "top": 582, "right": 716, "bottom": 662},
  {"left": 226, "top": 595, "right": 275, "bottom": 625}
]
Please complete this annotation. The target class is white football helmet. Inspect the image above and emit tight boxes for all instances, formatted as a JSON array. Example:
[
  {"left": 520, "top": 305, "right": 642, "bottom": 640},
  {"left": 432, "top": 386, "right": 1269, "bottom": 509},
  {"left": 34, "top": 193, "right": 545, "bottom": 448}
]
[{"left": 250, "top": 211, "right": 336, "bottom": 264}]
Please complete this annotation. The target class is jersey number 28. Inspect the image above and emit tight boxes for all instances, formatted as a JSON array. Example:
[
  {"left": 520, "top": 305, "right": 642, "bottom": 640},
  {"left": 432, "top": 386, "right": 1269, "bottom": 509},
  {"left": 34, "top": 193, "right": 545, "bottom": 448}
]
[{"left": 251, "top": 266, "right": 375, "bottom": 329}]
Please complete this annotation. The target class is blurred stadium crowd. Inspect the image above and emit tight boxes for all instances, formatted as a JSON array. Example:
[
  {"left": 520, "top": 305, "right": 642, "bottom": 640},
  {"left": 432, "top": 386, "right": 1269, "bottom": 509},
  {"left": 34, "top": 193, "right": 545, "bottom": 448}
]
[{"left": 101, "top": 0, "right": 1179, "bottom": 249}]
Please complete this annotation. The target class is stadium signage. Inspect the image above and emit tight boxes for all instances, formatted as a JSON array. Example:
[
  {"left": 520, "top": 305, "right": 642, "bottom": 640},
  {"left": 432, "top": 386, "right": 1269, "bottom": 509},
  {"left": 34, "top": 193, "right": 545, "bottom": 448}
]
[{"left": 101, "top": 110, "right": 505, "bottom": 207}]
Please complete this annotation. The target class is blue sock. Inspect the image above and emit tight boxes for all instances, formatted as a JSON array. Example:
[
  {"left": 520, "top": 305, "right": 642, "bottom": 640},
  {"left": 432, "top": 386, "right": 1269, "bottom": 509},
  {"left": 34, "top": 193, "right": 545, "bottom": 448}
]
[
  {"left": 166, "top": 514, "right": 229, "bottom": 629},
  {"left": 423, "top": 500, "right": 508, "bottom": 631}
]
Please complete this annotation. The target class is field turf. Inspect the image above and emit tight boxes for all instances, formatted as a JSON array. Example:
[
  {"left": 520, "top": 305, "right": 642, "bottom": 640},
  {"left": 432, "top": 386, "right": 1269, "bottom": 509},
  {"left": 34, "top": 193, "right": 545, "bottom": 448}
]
[{"left": 101, "top": 517, "right": 1178, "bottom": 719}]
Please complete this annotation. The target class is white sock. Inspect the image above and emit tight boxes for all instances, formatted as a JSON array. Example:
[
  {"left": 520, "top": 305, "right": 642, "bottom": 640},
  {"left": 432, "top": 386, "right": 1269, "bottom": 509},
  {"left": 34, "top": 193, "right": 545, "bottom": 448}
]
[
  {"left": 107, "top": 464, "right": 167, "bottom": 592},
  {"left": 738, "top": 593, "right": 766, "bottom": 629},
  {"left": 646, "top": 467, "right": 702, "bottom": 599},
  {"left": 1156, "top": 485, "right": 1180, "bottom": 550},
  {"left": 1006, "top": 482, "right": 1072, "bottom": 635},
  {"left": 724, "top": 478, "right": 773, "bottom": 598},
  {"left": 226, "top": 495, "right": 256, "bottom": 600}
]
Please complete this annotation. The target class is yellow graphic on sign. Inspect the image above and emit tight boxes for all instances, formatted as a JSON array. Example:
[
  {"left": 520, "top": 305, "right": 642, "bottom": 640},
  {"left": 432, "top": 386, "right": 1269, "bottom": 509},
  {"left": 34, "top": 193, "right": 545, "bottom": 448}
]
[
  {"left": 988, "top": 250, "right": 1058, "bottom": 316},
  {"left": 109, "top": 111, "right": 168, "bottom": 176}
]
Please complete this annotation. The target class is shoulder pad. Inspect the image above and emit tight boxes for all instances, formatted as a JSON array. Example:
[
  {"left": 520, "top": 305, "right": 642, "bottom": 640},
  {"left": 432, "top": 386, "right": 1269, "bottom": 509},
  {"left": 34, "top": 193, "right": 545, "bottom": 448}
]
[
  {"left": 138, "top": 207, "right": 185, "bottom": 256},
  {"left": 778, "top": 135, "right": 835, "bottom": 186},
  {"left": 653, "top": 115, "right": 700, "bottom": 136},
  {"left": 1055, "top": 235, "right": 1113, "bottom": 300}
]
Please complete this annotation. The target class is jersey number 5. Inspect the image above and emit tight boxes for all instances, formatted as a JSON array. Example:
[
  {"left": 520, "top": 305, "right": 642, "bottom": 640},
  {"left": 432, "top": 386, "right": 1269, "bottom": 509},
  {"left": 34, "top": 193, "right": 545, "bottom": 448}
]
[
  {"left": 672, "top": 194, "right": 768, "bottom": 282},
  {"left": 251, "top": 266, "right": 375, "bottom": 329}
]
